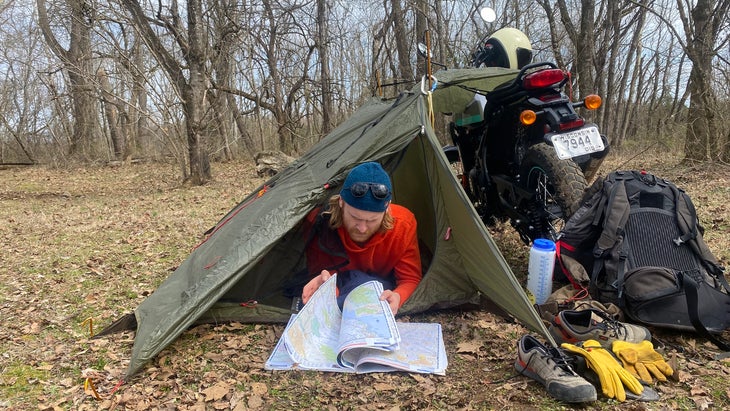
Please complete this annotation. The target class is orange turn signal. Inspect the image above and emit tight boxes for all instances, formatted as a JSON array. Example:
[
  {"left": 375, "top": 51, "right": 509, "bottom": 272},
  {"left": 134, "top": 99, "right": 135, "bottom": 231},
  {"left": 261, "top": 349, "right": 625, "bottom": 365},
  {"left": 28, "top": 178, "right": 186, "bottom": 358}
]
[
  {"left": 584, "top": 94, "right": 602, "bottom": 110},
  {"left": 520, "top": 110, "right": 537, "bottom": 125}
]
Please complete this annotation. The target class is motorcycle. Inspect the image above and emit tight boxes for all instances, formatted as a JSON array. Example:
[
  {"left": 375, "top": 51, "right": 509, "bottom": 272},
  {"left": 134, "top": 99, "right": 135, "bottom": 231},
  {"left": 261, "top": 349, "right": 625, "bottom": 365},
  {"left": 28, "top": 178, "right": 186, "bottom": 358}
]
[{"left": 422, "top": 18, "right": 610, "bottom": 244}]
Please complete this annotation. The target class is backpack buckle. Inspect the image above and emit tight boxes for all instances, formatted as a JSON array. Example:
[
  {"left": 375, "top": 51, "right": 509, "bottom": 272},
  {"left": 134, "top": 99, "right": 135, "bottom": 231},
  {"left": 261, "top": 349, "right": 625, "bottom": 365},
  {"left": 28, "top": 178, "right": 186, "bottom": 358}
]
[{"left": 683, "top": 268, "right": 704, "bottom": 284}]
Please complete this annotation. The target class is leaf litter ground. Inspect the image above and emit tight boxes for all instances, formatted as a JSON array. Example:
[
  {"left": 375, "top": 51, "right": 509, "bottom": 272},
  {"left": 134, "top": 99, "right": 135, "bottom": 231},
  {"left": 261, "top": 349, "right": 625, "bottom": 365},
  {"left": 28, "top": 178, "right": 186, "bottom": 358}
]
[{"left": 1, "top": 154, "right": 729, "bottom": 410}]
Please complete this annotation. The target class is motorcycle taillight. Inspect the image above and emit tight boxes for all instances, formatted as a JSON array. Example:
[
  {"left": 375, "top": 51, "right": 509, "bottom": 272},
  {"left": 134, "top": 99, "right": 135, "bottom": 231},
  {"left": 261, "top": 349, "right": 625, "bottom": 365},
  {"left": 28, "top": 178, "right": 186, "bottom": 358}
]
[
  {"left": 523, "top": 69, "right": 566, "bottom": 89},
  {"left": 558, "top": 118, "right": 585, "bottom": 131}
]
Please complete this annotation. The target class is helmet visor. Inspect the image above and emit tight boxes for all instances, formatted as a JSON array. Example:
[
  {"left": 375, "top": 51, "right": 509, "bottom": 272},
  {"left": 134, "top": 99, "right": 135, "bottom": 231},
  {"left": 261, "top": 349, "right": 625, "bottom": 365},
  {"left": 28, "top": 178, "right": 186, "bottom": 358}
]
[{"left": 516, "top": 47, "right": 533, "bottom": 69}]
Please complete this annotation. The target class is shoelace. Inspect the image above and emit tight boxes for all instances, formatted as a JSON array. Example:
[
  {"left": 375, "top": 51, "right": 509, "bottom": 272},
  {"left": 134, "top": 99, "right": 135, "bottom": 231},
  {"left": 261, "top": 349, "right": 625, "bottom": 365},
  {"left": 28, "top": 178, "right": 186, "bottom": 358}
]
[
  {"left": 591, "top": 313, "right": 629, "bottom": 338},
  {"left": 517, "top": 339, "right": 580, "bottom": 379},
  {"left": 520, "top": 347, "right": 579, "bottom": 378},
  {"left": 547, "top": 347, "right": 581, "bottom": 377}
]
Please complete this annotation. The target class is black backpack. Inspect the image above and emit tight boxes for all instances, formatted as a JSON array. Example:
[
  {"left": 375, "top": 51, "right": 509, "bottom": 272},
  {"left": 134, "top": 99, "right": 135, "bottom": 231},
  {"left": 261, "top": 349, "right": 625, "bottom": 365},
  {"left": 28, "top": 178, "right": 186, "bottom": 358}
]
[{"left": 556, "top": 170, "right": 730, "bottom": 350}]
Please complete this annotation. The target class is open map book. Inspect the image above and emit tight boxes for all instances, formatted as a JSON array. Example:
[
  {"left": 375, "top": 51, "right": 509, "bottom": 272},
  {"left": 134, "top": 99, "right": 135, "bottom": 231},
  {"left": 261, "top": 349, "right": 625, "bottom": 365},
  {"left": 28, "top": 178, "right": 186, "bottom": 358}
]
[{"left": 265, "top": 274, "right": 447, "bottom": 374}]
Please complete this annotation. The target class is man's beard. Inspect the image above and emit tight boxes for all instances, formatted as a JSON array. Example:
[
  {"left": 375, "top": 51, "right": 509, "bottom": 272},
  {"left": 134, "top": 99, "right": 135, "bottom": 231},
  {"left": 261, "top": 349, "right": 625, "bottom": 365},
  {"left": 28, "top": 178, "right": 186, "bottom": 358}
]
[{"left": 348, "top": 228, "right": 374, "bottom": 243}]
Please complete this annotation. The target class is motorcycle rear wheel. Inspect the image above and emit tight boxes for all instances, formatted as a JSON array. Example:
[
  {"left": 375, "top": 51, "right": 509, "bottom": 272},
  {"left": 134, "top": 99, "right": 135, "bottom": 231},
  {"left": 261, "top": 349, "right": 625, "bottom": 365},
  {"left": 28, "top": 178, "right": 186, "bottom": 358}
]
[{"left": 519, "top": 143, "right": 587, "bottom": 242}]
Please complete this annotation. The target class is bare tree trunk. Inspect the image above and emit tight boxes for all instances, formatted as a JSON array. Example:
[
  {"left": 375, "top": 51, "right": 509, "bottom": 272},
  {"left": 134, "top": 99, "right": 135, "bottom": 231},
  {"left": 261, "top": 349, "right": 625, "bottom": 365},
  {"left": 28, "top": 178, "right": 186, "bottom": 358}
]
[
  {"left": 610, "top": 5, "right": 647, "bottom": 147},
  {"left": 130, "top": 39, "right": 149, "bottom": 159},
  {"left": 185, "top": 0, "right": 211, "bottom": 184},
  {"left": 371, "top": 18, "right": 388, "bottom": 97},
  {"left": 97, "top": 68, "right": 126, "bottom": 160},
  {"left": 121, "top": 0, "right": 211, "bottom": 184},
  {"left": 317, "top": 0, "right": 334, "bottom": 136},
  {"left": 36, "top": 0, "right": 99, "bottom": 159},
  {"left": 537, "top": 1, "right": 567, "bottom": 70},
  {"left": 414, "top": 0, "right": 427, "bottom": 80},
  {"left": 227, "top": 94, "right": 257, "bottom": 156},
  {"left": 679, "top": 0, "right": 729, "bottom": 162},
  {"left": 258, "top": 0, "right": 295, "bottom": 154},
  {"left": 555, "top": 0, "right": 595, "bottom": 99},
  {"left": 600, "top": 1, "right": 621, "bottom": 138},
  {"left": 208, "top": 1, "right": 257, "bottom": 158},
  {"left": 206, "top": 89, "right": 235, "bottom": 161},
  {"left": 391, "top": 0, "right": 413, "bottom": 83},
  {"left": 618, "top": 49, "right": 644, "bottom": 148},
  {"left": 207, "top": 5, "right": 236, "bottom": 161}
]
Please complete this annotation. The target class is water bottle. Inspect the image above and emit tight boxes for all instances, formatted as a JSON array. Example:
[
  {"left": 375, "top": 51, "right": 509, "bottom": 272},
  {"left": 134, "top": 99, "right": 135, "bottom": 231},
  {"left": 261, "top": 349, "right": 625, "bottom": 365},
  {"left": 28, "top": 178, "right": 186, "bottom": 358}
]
[{"left": 527, "top": 238, "right": 556, "bottom": 305}]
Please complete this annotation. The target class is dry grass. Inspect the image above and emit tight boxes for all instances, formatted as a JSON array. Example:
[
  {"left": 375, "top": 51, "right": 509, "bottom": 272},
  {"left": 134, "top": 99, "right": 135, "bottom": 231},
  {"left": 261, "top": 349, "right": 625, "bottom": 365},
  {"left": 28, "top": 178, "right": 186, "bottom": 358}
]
[{"left": 1, "top": 151, "right": 729, "bottom": 410}]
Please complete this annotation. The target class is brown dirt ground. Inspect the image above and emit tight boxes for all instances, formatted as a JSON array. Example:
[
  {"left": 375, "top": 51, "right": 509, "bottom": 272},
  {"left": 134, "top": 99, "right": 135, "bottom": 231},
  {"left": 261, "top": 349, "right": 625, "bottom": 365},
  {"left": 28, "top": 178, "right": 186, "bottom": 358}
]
[{"left": 1, "top": 151, "right": 729, "bottom": 410}]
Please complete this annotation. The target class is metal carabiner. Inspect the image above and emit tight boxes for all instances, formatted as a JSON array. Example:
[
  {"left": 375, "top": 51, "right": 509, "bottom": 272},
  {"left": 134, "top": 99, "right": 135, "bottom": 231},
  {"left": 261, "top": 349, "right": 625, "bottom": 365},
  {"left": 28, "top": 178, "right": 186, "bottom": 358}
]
[{"left": 420, "top": 75, "right": 438, "bottom": 94}]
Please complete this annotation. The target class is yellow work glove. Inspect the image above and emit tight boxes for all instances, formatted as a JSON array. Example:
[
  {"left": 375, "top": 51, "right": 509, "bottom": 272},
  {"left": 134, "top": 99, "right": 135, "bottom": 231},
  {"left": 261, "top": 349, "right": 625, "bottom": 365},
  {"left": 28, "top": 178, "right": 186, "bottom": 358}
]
[
  {"left": 612, "top": 340, "right": 674, "bottom": 383},
  {"left": 562, "top": 340, "right": 643, "bottom": 402}
]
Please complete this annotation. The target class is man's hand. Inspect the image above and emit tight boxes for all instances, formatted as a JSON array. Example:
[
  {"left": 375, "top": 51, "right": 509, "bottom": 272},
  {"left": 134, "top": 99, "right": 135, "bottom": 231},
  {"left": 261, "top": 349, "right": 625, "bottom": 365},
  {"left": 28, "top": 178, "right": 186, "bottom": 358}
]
[
  {"left": 302, "top": 270, "right": 331, "bottom": 304},
  {"left": 379, "top": 290, "right": 401, "bottom": 315}
]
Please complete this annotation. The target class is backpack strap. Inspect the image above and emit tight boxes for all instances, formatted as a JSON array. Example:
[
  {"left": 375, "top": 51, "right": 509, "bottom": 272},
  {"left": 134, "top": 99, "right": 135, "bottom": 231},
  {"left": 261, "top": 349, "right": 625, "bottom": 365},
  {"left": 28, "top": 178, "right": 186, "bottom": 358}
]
[
  {"left": 672, "top": 184, "right": 728, "bottom": 286},
  {"left": 681, "top": 271, "right": 730, "bottom": 352},
  {"left": 594, "top": 175, "right": 630, "bottom": 254},
  {"left": 670, "top": 183, "right": 699, "bottom": 246},
  {"left": 591, "top": 175, "right": 631, "bottom": 303}
]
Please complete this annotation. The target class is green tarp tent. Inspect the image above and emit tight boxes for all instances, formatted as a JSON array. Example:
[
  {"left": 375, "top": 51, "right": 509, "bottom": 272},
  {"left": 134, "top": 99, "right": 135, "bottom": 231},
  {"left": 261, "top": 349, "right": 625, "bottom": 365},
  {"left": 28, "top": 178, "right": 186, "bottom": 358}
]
[{"left": 100, "top": 68, "right": 553, "bottom": 379}]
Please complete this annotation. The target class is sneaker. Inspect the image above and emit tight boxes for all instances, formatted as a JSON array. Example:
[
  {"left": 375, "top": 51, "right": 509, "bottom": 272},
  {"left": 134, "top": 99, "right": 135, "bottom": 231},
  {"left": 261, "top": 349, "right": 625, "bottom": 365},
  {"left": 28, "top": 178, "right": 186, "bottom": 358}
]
[
  {"left": 549, "top": 308, "right": 651, "bottom": 347},
  {"left": 515, "top": 334, "right": 597, "bottom": 403}
]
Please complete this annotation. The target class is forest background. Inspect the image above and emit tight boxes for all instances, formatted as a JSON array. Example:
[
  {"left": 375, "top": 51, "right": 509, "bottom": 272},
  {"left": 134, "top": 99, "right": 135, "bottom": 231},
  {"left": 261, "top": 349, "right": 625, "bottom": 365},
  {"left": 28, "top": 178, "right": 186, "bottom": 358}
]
[
  {"left": 1, "top": 1, "right": 730, "bottom": 409},
  {"left": 1, "top": 0, "right": 729, "bottom": 181}
]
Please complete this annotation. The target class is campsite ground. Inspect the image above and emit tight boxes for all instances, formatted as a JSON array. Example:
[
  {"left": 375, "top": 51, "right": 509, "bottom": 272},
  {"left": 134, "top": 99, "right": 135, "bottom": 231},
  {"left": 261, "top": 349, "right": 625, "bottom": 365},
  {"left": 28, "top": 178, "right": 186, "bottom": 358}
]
[{"left": 1, "top": 150, "right": 729, "bottom": 410}]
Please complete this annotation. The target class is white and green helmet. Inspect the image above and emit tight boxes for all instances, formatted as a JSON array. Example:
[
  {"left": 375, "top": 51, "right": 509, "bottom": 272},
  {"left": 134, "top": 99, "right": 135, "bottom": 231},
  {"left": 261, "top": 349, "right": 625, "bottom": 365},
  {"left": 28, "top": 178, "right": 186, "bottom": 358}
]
[{"left": 478, "top": 27, "right": 533, "bottom": 70}]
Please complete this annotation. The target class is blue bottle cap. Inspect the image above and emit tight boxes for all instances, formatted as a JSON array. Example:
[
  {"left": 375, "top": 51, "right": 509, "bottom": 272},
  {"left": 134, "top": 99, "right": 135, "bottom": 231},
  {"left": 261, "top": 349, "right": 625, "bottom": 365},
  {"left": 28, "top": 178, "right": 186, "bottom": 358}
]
[{"left": 533, "top": 238, "right": 556, "bottom": 252}]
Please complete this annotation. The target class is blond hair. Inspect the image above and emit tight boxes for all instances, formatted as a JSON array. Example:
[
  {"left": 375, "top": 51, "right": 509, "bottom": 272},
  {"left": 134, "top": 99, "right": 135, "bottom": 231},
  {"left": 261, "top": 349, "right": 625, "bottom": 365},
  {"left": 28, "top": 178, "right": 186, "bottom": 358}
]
[{"left": 325, "top": 194, "right": 394, "bottom": 232}]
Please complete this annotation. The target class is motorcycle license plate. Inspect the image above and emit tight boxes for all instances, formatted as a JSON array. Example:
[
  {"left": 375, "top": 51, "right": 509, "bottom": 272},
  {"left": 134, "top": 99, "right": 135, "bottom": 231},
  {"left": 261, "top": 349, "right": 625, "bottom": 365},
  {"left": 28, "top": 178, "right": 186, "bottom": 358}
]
[{"left": 550, "top": 126, "right": 604, "bottom": 159}]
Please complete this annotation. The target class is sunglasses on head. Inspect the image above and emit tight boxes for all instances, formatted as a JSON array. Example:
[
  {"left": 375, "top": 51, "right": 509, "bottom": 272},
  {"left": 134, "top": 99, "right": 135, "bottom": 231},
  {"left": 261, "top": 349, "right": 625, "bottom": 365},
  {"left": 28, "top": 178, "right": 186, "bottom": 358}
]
[{"left": 347, "top": 182, "right": 390, "bottom": 200}]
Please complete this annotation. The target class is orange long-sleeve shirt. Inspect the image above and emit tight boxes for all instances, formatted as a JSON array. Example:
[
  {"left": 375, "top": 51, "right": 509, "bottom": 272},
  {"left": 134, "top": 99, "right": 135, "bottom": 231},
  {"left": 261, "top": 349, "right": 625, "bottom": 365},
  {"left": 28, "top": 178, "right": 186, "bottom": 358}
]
[{"left": 305, "top": 204, "right": 422, "bottom": 306}]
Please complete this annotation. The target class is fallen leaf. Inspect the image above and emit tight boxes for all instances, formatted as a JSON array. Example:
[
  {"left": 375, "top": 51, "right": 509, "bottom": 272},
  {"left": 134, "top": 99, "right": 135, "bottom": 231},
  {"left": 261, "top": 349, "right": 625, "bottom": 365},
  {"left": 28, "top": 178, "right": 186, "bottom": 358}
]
[
  {"left": 373, "top": 382, "right": 396, "bottom": 391},
  {"left": 457, "top": 340, "right": 482, "bottom": 354},
  {"left": 204, "top": 353, "right": 226, "bottom": 362},
  {"left": 690, "top": 384, "right": 707, "bottom": 396},
  {"left": 226, "top": 322, "right": 247, "bottom": 330},
  {"left": 201, "top": 332, "right": 220, "bottom": 341},
  {"left": 202, "top": 381, "right": 230, "bottom": 402},
  {"left": 409, "top": 374, "right": 428, "bottom": 383},
  {"left": 224, "top": 337, "right": 250, "bottom": 349},
  {"left": 248, "top": 394, "right": 263, "bottom": 409},
  {"left": 690, "top": 396, "right": 712, "bottom": 410},
  {"left": 676, "top": 370, "right": 693, "bottom": 383},
  {"left": 250, "top": 381, "right": 267, "bottom": 396},
  {"left": 476, "top": 319, "right": 494, "bottom": 329},
  {"left": 212, "top": 401, "right": 230, "bottom": 410}
]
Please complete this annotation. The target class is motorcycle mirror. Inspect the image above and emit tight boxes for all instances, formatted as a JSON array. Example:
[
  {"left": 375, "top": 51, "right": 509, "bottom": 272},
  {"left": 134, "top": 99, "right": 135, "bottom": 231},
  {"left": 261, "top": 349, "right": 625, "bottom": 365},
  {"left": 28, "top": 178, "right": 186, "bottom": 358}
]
[
  {"left": 479, "top": 7, "right": 496, "bottom": 23},
  {"left": 417, "top": 39, "right": 447, "bottom": 69},
  {"left": 417, "top": 42, "right": 430, "bottom": 58}
]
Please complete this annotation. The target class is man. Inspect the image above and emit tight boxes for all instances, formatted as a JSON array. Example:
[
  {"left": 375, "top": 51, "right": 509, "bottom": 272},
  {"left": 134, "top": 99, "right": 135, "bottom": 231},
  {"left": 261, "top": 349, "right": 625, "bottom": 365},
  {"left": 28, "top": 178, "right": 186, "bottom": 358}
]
[{"left": 301, "top": 162, "right": 421, "bottom": 315}]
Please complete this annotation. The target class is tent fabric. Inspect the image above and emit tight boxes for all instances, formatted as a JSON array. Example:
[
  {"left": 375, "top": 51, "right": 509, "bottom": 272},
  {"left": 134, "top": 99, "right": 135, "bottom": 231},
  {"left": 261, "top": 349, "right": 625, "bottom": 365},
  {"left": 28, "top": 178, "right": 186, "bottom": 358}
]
[
  {"left": 116, "top": 68, "right": 553, "bottom": 379},
  {"left": 429, "top": 67, "right": 520, "bottom": 113}
]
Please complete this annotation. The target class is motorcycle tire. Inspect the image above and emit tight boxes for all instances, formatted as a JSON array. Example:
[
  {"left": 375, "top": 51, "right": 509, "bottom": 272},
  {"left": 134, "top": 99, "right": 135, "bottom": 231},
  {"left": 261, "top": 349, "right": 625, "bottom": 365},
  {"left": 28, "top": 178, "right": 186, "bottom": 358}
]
[{"left": 519, "top": 143, "right": 587, "bottom": 241}]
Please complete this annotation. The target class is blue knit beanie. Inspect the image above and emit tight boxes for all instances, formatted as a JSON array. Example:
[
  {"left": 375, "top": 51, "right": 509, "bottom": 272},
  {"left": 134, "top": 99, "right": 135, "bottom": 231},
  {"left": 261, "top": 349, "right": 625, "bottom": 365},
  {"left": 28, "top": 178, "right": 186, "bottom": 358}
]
[{"left": 340, "top": 162, "right": 392, "bottom": 212}]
